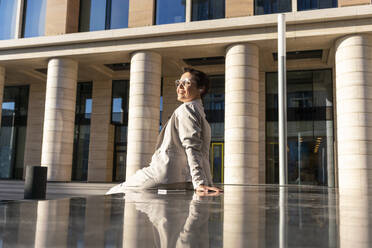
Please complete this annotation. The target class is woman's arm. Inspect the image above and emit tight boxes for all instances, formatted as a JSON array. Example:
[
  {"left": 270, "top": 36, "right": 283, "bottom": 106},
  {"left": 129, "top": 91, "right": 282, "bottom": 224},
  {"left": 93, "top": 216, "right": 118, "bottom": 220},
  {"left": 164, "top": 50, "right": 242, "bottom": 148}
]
[{"left": 177, "top": 104, "right": 207, "bottom": 189}]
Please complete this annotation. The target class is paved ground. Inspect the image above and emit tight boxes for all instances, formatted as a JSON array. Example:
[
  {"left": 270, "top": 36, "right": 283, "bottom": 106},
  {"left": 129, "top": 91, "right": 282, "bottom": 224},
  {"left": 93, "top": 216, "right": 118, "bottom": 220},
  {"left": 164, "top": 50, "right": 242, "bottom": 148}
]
[
  {"left": 1, "top": 184, "right": 368, "bottom": 247},
  {"left": 0, "top": 180, "right": 116, "bottom": 200}
]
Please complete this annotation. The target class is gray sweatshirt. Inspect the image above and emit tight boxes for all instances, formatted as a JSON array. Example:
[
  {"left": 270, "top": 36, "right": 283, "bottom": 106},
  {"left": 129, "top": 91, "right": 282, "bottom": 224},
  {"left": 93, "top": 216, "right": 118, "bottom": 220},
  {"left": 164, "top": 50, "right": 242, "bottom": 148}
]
[{"left": 142, "top": 99, "right": 213, "bottom": 189}]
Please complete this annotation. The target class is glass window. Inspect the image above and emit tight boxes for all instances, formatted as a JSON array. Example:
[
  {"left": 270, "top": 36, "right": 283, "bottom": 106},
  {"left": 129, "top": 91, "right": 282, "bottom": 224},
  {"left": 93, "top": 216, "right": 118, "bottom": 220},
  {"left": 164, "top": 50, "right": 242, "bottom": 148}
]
[
  {"left": 156, "top": 0, "right": 186, "bottom": 25},
  {"left": 79, "top": 0, "right": 107, "bottom": 31},
  {"left": 192, "top": 0, "right": 225, "bottom": 21},
  {"left": 255, "top": 0, "right": 291, "bottom": 15},
  {"left": 297, "top": 0, "right": 337, "bottom": 11},
  {"left": 110, "top": 0, "right": 129, "bottom": 29},
  {"left": 79, "top": 0, "right": 129, "bottom": 32},
  {"left": 0, "top": 0, "right": 18, "bottom": 40},
  {"left": 72, "top": 83, "right": 92, "bottom": 181},
  {"left": 266, "top": 70, "right": 334, "bottom": 186},
  {"left": 111, "top": 80, "right": 129, "bottom": 125},
  {"left": 0, "top": 86, "right": 29, "bottom": 179},
  {"left": 111, "top": 80, "right": 129, "bottom": 182},
  {"left": 22, "top": 0, "right": 46, "bottom": 38}
]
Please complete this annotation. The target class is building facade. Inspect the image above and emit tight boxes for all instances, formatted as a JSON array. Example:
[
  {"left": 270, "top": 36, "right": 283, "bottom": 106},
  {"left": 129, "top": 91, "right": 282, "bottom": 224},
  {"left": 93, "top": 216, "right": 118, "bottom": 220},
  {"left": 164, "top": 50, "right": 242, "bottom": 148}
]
[{"left": 0, "top": 0, "right": 371, "bottom": 192}]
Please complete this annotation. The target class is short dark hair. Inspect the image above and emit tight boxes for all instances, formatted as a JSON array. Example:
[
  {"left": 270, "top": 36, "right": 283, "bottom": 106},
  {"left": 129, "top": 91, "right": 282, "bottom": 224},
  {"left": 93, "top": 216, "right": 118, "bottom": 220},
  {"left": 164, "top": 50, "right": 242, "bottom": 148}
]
[{"left": 183, "top": 67, "right": 210, "bottom": 97}]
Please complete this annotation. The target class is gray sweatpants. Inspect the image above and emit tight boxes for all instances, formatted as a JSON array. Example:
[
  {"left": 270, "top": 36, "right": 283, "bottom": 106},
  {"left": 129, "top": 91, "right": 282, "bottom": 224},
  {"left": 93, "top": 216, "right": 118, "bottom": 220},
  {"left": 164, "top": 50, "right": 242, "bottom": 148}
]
[{"left": 105, "top": 169, "right": 157, "bottom": 195}]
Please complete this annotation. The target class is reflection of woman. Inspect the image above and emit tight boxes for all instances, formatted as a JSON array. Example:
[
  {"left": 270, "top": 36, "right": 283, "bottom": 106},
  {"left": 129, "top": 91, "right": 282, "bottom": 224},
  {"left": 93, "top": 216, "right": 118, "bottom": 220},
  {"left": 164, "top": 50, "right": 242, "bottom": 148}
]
[
  {"left": 107, "top": 68, "right": 221, "bottom": 194},
  {"left": 123, "top": 191, "right": 211, "bottom": 248}
]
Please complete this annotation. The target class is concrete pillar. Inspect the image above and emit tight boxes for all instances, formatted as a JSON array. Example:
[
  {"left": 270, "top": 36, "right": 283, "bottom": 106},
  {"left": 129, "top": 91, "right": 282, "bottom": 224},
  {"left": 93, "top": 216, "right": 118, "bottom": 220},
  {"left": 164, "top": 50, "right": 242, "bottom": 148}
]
[
  {"left": 126, "top": 51, "right": 161, "bottom": 177},
  {"left": 224, "top": 43, "right": 259, "bottom": 184},
  {"left": 335, "top": 34, "right": 372, "bottom": 192},
  {"left": 23, "top": 83, "right": 46, "bottom": 177},
  {"left": 258, "top": 71, "right": 266, "bottom": 184},
  {"left": 41, "top": 58, "right": 78, "bottom": 181},
  {"left": 336, "top": 34, "right": 372, "bottom": 248},
  {"left": 0, "top": 66, "right": 4, "bottom": 126},
  {"left": 87, "top": 80, "right": 115, "bottom": 182},
  {"left": 45, "top": 0, "right": 80, "bottom": 35}
]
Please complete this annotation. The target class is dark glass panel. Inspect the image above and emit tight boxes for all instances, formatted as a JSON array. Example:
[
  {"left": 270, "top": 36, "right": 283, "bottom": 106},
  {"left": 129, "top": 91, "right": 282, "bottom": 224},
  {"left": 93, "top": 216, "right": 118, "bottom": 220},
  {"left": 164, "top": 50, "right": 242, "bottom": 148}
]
[
  {"left": 266, "top": 70, "right": 334, "bottom": 186},
  {"left": 113, "top": 126, "right": 127, "bottom": 182},
  {"left": 298, "top": 0, "right": 337, "bottom": 11},
  {"left": 0, "top": 0, "right": 18, "bottom": 40},
  {"left": 72, "top": 83, "right": 92, "bottom": 181},
  {"left": 192, "top": 0, "right": 225, "bottom": 21},
  {"left": 0, "top": 86, "right": 29, "bottom": 179},
  {"left": 79, "top": 0, "right": 107, "bottom": 32},
  {"left": 255, "top": 0, "right": 291, "bottom": 15},
  {"left": 156, "top": 0, "right": 186, "bottom": 25},
  {"left": 112, "top": 80, "right": 129, "bottom": 181},
  {"left": 110, "top": 0, "right": 129, "bottom": 29},
  {"left": 22, "top": 0, "right": 46, "bottom": 37}
]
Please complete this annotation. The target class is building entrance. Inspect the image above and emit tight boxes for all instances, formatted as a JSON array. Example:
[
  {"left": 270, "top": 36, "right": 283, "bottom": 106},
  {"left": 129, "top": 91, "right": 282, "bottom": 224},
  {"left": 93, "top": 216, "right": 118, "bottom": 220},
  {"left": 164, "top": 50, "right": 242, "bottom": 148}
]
[{"left": 266, "top": 69, "right": 334, "bottom": 186}]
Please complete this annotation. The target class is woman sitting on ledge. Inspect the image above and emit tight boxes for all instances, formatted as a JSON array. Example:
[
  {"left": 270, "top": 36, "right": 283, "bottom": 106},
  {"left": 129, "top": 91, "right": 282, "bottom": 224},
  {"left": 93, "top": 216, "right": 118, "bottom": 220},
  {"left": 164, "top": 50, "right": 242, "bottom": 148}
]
[{"left": 106, "top": 68, "right": 222, "bottom": 195}]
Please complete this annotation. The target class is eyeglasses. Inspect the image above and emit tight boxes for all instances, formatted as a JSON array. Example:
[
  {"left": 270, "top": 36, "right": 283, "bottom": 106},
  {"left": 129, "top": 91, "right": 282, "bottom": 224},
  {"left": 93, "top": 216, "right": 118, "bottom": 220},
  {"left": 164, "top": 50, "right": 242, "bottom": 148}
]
[{"left": 175, "top": 78, "right": 194, "bottom": 88}]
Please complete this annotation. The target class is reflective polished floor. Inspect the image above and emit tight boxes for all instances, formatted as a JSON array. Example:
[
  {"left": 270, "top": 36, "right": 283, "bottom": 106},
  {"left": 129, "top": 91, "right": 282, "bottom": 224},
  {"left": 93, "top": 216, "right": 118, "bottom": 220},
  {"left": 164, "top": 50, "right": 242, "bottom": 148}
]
[{"left": 0, "top": 185, "right": 371, "bottom": 247}]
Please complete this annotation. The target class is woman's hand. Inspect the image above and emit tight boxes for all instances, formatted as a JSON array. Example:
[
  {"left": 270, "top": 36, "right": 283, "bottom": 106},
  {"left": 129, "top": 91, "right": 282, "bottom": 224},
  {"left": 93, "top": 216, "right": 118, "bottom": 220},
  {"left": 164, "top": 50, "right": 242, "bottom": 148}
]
[{"left": 195, "top": 185, "right": 223, "bottom": 196}]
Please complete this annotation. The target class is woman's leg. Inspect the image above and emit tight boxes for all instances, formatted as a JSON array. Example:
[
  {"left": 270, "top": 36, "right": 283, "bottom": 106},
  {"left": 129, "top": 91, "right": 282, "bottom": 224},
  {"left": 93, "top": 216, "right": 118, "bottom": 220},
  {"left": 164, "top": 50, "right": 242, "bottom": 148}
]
[{"left": 105, "top": 169, "right": 157, "bottom": 195}]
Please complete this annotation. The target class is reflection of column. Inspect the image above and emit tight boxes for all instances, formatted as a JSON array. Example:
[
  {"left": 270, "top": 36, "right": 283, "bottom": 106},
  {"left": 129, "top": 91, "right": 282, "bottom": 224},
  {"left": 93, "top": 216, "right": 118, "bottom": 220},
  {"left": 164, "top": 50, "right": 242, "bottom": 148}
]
[
  {"left": 84, "top": 197, "right": 110, "bottom": 247},
  {"left": 23, "top": 83, "right": 46, "bottom": 177},
  {"left": 126, "top": 51, "right": 161, "bottom": 177},
  {"left": 0, "top": 66, "right": 5, "bottom": 126},
  {"left": 34, "top": 200, "right": 70, "bottom": 247},
  {"left": 88, "top": 80, "right": 115, "bottom": 182},
  {"left": 41, "top": 58, "right": 78, "bottom": 181},
  {"left": 328, "top": 189, "right": 337, "bottom": 248},
  {"left": 223, "top": 186, "right": 263, "bottom": 247},
  {"left": 326, "top": 99, "right": 334, "bottom": 187},
  {"left": 279, "top": 187, "right": 287, "bottom": 248},
  {"left": 123, "top": 202, "right": 154, "bottom": 248},
  {"left": 225, "top": 43, "right": 259, "bottom": 184},
  {"left": 336, "top": 34, "right": 372, "bottom": 247},
  {"left": 17, "top": 202, "right": 37, "bottom": 246}
]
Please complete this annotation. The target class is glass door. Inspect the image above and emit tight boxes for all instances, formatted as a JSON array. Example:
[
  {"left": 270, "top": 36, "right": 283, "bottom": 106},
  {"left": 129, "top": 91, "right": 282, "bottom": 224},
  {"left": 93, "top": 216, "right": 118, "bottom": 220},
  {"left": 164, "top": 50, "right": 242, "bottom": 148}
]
[
  {"left": 266, "top": 69, "right": 334, "bottom": 186},
  {"left": 72, "top": 83, "right": 92, "bottom": 181},
  {"left": 113, "top": 126, "right": 127, "bottom": 182}
]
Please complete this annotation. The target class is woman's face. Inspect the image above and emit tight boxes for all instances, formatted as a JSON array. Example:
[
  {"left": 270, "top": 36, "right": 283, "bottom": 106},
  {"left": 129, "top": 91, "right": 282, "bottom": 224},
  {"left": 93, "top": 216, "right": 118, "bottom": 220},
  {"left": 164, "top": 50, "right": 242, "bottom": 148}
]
[{"left": 176, "top": 72, "right": 201, "bottom": 103}]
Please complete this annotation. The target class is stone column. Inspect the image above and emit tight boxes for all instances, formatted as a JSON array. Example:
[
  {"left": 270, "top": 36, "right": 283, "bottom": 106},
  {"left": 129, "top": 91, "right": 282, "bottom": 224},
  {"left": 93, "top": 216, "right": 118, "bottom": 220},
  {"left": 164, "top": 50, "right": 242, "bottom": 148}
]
[
  {"left": 224, "top": 43, "right": 259, "bottom": 184},
  {"left": 336, "top": 34, "right": 372, "bottom": 247},
  {"left": 0, "top": 66, "right": 4, "bottom": 126},
  {"left": 126, "top": 51, "right": 161, "bottom": 177},
  {"left": 87, "top": 80, "right": 115, "bottom": 182},
  {"left": 336, "top": 34, "right": 372, "bottom": 248},
  {"left": 41, "top": 58, "right": 78, "bottom": 181},
  {"left": 336, "top": 34, "right": 372, "bottom": 192},
  {"left": 258, "top": 71, "right": 266, "bottom": 184}
]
